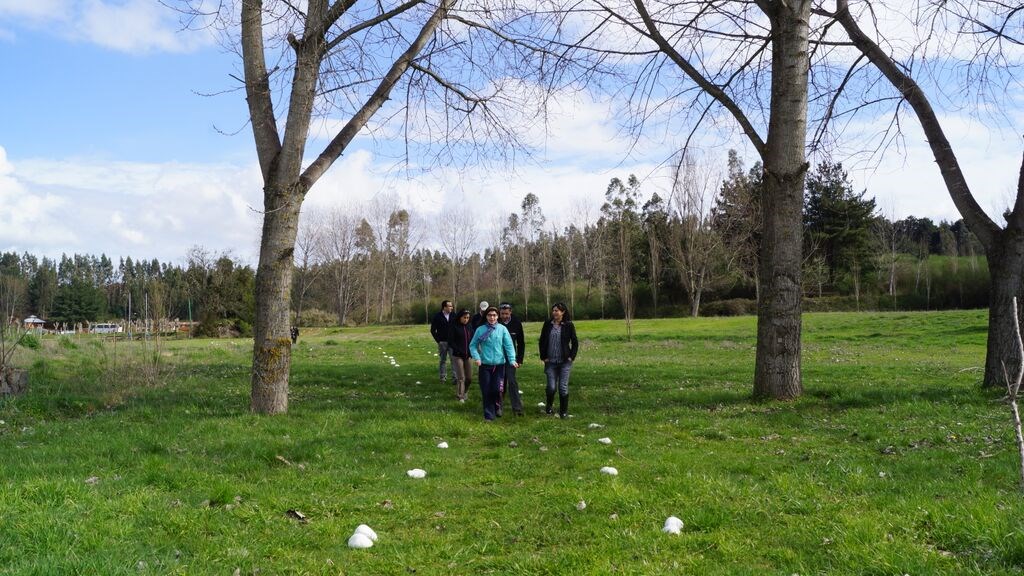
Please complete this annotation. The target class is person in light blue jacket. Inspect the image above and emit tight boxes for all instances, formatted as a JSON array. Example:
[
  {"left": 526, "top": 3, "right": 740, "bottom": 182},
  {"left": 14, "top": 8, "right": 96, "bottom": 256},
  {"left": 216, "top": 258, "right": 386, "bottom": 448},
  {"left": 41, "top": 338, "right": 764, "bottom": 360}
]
[{"left": 470, "top": 306, "right": 519, "bottom": 421}]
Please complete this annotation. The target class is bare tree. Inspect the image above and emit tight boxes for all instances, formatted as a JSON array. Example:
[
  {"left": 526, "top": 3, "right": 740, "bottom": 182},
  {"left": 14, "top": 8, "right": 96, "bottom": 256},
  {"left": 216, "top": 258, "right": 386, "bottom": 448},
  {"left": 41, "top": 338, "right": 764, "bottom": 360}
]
[
  {"left": 488, "top": 215, "right": 506, "bottom": 305},
  {"left": 321, "top": 207, "right": 361, "bottom": 326},
  {"left": 294, "top": 208, "right": 326, "bottom": 326},
  {"left": 830, "top": 0, "right": 1024, "bottom": 388},
  {"left": 668, "top": 154, "right": 722, "bottom": 318},
  {"left": 575, "top": 0, "right": 829, "bottom": 399},
  {"left": 0, "top": 275, "right": 29, "bottom": 395},
  {"left": 177, "top": 0, "right": 578, "bottom": 413},
  {"left": 438, "top": 206, "right": 478, "bottom": 299}
]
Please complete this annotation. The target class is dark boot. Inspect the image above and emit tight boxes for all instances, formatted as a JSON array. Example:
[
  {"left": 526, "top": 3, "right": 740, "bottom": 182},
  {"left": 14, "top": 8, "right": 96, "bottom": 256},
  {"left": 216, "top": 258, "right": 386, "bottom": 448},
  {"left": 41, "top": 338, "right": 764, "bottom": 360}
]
[
  {"left": 559, "top": 394, "right": 569, "bottom": 419},
  {"left": 545, "top": 391, "right": 555, "bottom": 415}
]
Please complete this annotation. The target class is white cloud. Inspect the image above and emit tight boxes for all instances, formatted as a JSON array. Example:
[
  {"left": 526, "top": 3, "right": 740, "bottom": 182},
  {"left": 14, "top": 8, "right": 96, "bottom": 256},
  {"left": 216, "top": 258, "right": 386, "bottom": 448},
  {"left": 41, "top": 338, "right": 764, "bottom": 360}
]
[
  {"left": 78, "top": 0, "right": 208, "bottom": 54},
  {"left": 845, "top": 112, "right": 1024, "bottom": 224},
  {"left": 0, "top": 0, "right": 212, "bottom": 53},
  {"left": 4, "top": 151, "right": 263, "bottom": 263},
  {"left": 0, "top": 146, "right": 78, "bottom": 251},
  {"left": 0, "top": 0, "right": 68, "bottom": 21}
]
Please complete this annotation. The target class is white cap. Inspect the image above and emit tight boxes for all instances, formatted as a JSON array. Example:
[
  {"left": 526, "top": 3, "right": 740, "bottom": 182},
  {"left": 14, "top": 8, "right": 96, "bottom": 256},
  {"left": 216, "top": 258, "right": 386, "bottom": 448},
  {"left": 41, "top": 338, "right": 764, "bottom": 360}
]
[{"left": 479, "top": 301, "right": 489, "bottom": 311}]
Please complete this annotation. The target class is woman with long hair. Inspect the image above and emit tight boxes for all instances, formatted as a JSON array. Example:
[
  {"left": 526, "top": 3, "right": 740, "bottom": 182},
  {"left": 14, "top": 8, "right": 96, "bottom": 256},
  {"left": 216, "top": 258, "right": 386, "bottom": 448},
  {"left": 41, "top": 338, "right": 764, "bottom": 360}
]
[
  {"left": 538, "top": 302, "right": 579, "bottom": 418},
  {"left": 447, "top": 309, "right": 474, "bottom": 402}
]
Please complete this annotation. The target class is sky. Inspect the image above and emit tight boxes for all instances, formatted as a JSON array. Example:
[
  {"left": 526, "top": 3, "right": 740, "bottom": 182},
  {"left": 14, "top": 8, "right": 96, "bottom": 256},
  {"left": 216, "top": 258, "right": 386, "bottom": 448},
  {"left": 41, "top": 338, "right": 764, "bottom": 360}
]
[{"left": 1, "top": 1, "right": 1023, "bottom": 266}]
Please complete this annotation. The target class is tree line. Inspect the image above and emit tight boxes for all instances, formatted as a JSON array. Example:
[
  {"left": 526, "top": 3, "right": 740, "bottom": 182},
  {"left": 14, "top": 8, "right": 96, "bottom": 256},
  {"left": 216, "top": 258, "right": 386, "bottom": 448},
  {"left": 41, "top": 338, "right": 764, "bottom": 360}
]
[{"left": 1, "top": 152, "right": 991, "bottom": 330}]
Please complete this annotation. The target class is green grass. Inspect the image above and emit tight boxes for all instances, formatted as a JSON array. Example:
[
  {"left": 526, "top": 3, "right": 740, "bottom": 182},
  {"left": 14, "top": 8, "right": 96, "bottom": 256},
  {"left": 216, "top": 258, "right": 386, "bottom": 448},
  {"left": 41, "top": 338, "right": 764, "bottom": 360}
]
[{"left": 1, "top": 310, "right": 1023, "bottom": 574}]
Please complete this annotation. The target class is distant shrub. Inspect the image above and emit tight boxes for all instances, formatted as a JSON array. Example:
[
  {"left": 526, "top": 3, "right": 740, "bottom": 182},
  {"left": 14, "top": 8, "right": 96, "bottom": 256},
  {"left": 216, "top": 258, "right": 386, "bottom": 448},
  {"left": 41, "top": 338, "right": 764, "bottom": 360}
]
[
  {"left": 20, "top": 333, "right": 41, "bottom": 350},
  {"left": 58, "top": 336, "right": 78, "bottom": 350},
  {"left": 235, "top": 319, "right": 252, "bottom": 338},
  {"left": 295, "top": 308, "right": 335, "bottom": 328},
  {"left": 701, "top": 298, "right": 757, "bottom": 317}
]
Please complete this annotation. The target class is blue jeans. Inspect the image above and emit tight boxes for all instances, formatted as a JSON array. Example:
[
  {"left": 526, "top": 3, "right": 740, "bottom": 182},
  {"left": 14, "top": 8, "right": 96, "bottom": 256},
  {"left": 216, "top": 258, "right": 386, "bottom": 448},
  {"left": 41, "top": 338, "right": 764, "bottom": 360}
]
[
  {"left": 545, "top": 361, "right": 573, "bottom": 397},
  {"left": 478, "top": 364, "right": 505, "bottom": 420},
  {"left": 501, "top": 364, "right": 523, "bottom": 413},
  {"left": 437, "top": 342, "right": 453, "bottom": 380}
]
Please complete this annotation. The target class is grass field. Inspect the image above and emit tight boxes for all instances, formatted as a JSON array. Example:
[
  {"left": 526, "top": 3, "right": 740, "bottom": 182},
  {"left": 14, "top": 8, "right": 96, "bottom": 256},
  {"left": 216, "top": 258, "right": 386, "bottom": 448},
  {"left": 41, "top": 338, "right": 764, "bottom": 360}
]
[{"left": 1, "top": 310, "right": 1023, "bottom": 574}]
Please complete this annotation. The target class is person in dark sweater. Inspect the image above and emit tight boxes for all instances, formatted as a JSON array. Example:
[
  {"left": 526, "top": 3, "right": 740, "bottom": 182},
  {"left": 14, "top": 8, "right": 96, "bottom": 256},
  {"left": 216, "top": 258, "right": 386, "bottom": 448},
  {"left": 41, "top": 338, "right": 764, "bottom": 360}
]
[
  {"left": 470, "top": 300, "right": 489, "bottom": 330},
  {"left": 538, "top": 302, "right": 579, "bottom": 418},
  {"left": 429, "top": 299, "right": 455, "bottom": 383},
  {"left": 447, "top": 309, "right": 474, "bottom": 402},
  {"left": 498, "top": 302, "right": 526, "bottom": 416}
]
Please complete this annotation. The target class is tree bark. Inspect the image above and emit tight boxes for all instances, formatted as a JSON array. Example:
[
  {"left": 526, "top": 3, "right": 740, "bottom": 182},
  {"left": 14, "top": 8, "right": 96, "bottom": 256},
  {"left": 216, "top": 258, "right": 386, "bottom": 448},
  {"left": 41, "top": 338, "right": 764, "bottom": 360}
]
[
  {"left": 833, "top": 0, "right": 1020, "bottom": 387},
  {"left": 753, "top": 2, "right": 810, "bottom": 400},
  {"left": 241, "top": 0, "right": 453, "bottom": 413},
  {"left": 251, "top": 184, "right": 303, "bottom": 414},
  {"left": 984, "top": 232, "right": 1024, "bottom": 389}
]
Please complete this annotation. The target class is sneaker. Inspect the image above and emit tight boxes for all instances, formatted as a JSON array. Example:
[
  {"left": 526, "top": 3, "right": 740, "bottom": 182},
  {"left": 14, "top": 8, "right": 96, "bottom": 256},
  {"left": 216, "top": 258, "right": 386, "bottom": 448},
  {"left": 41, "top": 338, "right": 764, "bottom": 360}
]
[
  {"left": 545, "top": 408, "right": 553, "bottom": 415},
  {"left": 514, "top": 411, "right": 524, "bottom": 417},
  {"left": 559, "top": 413, "right": 567, "bottom": 419},
  {"left": 496, "top": 406, "right": 503, "bottom": 417},
  {"left": 459, "top": 398, "right": 465, "bottom": 403}
]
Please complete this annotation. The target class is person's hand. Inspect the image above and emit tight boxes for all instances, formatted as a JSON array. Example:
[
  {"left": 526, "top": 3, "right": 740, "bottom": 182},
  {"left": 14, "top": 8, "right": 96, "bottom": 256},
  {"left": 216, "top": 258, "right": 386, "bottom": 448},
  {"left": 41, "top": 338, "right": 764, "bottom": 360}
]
[
  {"left": 540, "top": 358, "right": 547, "bottom": 363},
  {"left": 475, "top": 359, "right": 482, "bottom": 366},
  {"left": 512, "top": 362, "right": 519, "bottom": 369}
]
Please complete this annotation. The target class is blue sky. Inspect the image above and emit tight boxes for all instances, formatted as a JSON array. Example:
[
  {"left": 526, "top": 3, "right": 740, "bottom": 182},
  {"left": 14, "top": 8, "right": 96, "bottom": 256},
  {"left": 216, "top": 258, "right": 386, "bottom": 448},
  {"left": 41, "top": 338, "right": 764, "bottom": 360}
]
[{"left": 1, "top": 0, "right": 1022, "bottom": 266}]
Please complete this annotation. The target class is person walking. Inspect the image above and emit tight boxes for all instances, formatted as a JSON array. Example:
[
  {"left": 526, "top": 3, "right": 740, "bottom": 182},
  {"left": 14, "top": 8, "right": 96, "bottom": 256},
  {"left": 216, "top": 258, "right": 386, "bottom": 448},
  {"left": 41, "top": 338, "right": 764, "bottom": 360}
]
[
  {"left": 498, "top": 302, "right": 525, "bottom": 416},
  {"left": 470, "top": 301, "right": 489, "bottom": 330},
  {"left": 447, "top": 309, "right": 475, "bottom": 402},
  {"left": 538, "top": 302, "right": 579, "bottom": 418},
  {"left": 430, "top": 300, "right": 455, "bottom": 384},
  {"left": 470, "top": 306, "right": 519, "bottom": 421}
]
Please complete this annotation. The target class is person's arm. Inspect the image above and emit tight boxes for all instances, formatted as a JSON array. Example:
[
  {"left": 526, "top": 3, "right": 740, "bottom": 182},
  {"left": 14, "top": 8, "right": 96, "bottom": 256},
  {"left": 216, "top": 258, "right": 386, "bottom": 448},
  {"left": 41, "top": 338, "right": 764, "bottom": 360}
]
[
  {"left": 567, "top": 322, "right": 579, "bottom": 361},
  {"left": 429, "top": 314, "right": 440, "bottom": 341},
  {"left": 538, "top": 322, "right": 548, "bottom": 361},
  {"left": 514, "top": 321, "right": 525, "bottom": 364},
  {"left": 469, "top": 327, "right": 482, "bottom": 364},
  {"left": 503, "top": 328, "right": 519, "bottom": 368}
]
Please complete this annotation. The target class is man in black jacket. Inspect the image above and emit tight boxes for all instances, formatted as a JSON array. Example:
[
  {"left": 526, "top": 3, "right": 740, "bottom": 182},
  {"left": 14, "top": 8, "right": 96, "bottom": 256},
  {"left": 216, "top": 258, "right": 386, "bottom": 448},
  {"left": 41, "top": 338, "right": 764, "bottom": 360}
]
[
  {"left": 429, "top": 300, "right": 455, "bottom": 383},
  {"left": 498, "top": 302, "right": 526, "bottom": 416}
]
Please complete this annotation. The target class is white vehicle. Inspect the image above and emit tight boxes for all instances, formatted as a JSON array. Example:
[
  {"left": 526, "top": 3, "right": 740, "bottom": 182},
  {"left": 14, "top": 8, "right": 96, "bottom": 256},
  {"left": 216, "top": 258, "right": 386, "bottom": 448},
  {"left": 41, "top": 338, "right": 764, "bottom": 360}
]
[{"left": 91, "top": 323, "right": 122, "bottom": 334}]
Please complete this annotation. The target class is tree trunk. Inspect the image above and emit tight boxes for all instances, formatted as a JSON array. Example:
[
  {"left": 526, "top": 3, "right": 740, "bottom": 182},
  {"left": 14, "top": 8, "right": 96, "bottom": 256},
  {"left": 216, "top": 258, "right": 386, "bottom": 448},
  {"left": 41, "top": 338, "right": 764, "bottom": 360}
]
[
  {"left": 753, "top": 3, "right": 809, "bottom": 400},
  {"left": 251, "top": 185, "right": 302, "bottom": 414},
  {"left": 984, "top": 234, "right": 1024, "bottom": 388},
  {"left": 0, "top": 366, "right": 28, "bottom": 396}
]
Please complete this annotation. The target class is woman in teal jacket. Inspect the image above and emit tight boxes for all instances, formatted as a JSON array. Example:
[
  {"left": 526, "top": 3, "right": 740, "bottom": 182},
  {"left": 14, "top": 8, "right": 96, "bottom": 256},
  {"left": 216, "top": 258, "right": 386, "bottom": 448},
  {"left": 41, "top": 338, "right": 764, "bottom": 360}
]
[{"left": 470, "top": 306, "right": 519, "bottom": 421}]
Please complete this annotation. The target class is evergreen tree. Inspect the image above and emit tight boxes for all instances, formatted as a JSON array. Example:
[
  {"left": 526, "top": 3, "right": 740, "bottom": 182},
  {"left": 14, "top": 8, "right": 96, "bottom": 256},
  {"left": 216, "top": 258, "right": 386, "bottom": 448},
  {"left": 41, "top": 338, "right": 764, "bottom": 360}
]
[
  {"left": 51, "top": 278, "right": 103, "bottom": 324},
  {"left": 803, "top": 161, "right": 877, "bottom": 289}
]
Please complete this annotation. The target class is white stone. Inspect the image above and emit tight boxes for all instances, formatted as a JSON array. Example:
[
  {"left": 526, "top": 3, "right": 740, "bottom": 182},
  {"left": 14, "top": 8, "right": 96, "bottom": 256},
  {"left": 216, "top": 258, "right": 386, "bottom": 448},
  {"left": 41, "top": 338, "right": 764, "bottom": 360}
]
[
  {"left": 407, "top": 468, "right": 427, "bottom": 479},
  {"left": 348, "top": 533, "right": 374, "bottom": 549},
  {"left": 663, "top": 516, "right": 684, "bottom": 534},
  {"left": 437, "top": 442, "right": 449, "bottom": 449},
  {"left": 354, "top": 524, "right": 378, "bottom": 541},
  {"left": 537, "top": 402, "right": 546, "bottom": 407},
  {"left": 588, "top": 423, "right": 603, "bottom": 429},
  {"left": 576, "top": 500, "right": 587, "bottom": 511},
  {"left": 600, "top": 466, "right": 618, "bottom": 476},
  {"left": 597, "top": 437, "right": 612, "bottom": 445}
]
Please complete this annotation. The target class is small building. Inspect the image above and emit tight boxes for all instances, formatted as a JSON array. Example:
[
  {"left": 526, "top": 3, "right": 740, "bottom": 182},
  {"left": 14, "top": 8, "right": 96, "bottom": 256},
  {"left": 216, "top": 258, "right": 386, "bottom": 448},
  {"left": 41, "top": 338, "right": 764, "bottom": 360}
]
[{"left": 23, "top": 315, "right": 46, "bottom": 331}]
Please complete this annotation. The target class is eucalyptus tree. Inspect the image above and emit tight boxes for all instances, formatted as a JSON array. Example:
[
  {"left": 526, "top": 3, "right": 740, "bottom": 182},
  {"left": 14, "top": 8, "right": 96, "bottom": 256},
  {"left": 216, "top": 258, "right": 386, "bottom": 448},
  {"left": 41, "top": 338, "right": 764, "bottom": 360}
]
[
  {"left": 641, "top": 192, "right": 668, "bottom": 316},
  {"left": 828, "top": 0, "right": 1024, "bottom": 387},
  {"left": 179, "top": 0, "right": 583, "bottom": 412},
  {"left": 602, "top": 175, "right": 642, "bottom": 338}
]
